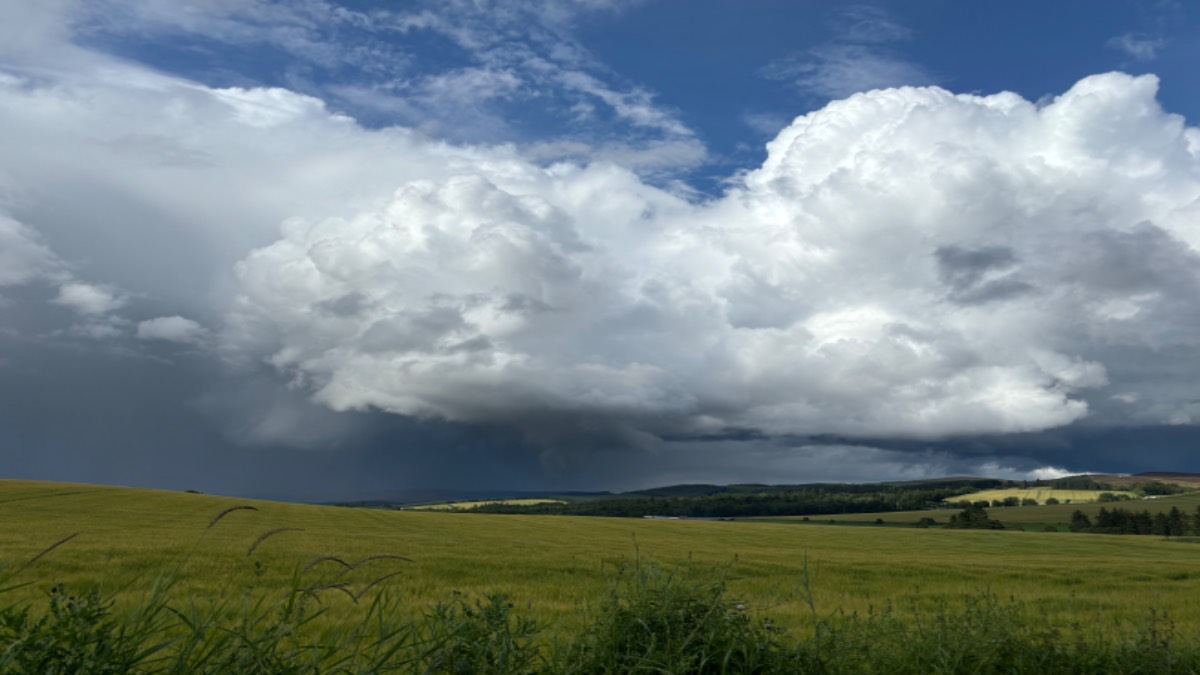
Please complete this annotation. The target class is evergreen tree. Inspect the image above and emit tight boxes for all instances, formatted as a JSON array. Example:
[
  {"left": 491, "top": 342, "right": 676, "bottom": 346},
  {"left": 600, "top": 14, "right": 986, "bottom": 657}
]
[
  {"left": 1069, "top": 510, "right": 1092, "bottom": 532},
  {"left": 1168, "top": 507, "right": 1186, "bottom": 537},
  {"left": 1153, "top": 513, "right": 1170, "bottom": 536},
  {"left": 1132, "top": 510, "right": 1153, "bottom": 535}
]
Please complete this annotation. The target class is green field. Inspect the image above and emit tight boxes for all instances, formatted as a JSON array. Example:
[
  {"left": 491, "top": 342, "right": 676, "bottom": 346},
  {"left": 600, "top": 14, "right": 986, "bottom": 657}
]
[
  {"left": 6, "top": 478, "right": 1200, "bottom": 640},
  {"left": 406, "top": 498, "right": 566, "bottom": 510},
  {"left": 953, "top": 488, "right": 1136, "bottom": 504}
]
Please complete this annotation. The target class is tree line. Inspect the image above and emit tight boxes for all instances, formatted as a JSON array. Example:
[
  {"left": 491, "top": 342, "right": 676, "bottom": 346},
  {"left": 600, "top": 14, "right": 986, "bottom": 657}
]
[
  {"left": 464, "top": 485, "right": 985, "bottom": 518},
  {"left": 1068, "top": 505, "right": 1199, "bottom": 536}
]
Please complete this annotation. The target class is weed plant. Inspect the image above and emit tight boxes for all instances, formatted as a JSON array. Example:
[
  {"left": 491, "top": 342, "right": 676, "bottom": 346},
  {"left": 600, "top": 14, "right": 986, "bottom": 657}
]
[{"left": 555, "top": 555, "right": 792, "bottom": 674}]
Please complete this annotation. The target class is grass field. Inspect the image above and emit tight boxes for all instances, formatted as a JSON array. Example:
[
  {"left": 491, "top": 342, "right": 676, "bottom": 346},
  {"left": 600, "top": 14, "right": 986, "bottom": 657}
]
[
  {"left": 6, "top": 478, "right": 1200, "bottom": 642},
  {"left": 406, "top": 498, "right": 566, "bottom": 510},
  {"left": 952, "top": 488, "right": 1136, "bottom": 504}
]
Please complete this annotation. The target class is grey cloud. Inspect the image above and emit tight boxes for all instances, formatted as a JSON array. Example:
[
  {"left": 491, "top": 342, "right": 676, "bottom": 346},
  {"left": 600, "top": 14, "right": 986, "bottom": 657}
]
[
  {"left": 935, "top": 245, "right": 1034, "bottom": 305},
  {"left": 357, "top": 307, "right": 469, "bottom": 355},
  {"left": 0, "top": 215, "right": 67, "bottom": 287},
  {"left": 950, "top": 279, "right": 1037, "bottom": 305},
  {"left": 935, "top": 245, "right": 1018, "bottom": 288},
  {"left": 316, "top": 293, "right": 370, "bottom": 318},
  {"left": 575, "top": 438, "right": 1087, "bottom": 491},
  {"left": 0, "top": 329, "right": 562, "bottom": 500},
  {"left": 1063, "top": 223, "right": 1200, "bottom": 295},
  {"left": 0, "top": 0, "right": 75, "bottom": 61}
]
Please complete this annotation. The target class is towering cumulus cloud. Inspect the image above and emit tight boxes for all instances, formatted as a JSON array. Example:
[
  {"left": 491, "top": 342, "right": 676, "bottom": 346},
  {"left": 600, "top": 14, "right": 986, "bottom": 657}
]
[{"left": 228, "top": 73, "right": 1200, "bottom": 450}]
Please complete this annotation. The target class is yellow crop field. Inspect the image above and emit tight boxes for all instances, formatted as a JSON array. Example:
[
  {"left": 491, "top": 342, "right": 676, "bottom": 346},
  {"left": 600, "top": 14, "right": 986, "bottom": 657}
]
[
  {"left": 952, "top": 488, "right": 1135, "bottom": 504},
  {"left": 406, "top": 498, "right": 566, "bottom": 510},
  {"left": 6, "top": 478, "right": 1200, "bottom": 640}
]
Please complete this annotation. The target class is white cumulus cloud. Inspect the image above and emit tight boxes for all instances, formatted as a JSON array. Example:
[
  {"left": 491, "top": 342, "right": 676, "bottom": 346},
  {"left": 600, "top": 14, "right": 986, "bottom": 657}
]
[
  {"left": 53, "top": 282, "right": 124, "bottom": 315},
  {"left": 226, "top": 72, "right": 1200, "bottom": 448},
  {"left": 137, "top": 315, "right": 210, "bottom": 345}
]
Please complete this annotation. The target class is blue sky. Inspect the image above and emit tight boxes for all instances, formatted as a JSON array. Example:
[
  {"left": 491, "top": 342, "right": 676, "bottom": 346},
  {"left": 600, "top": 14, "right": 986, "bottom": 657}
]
[
  {"left": 72, "top": 0, "right": 1200, "bottom": 186},
  {"left": 592, "top": 2, "right": 1198, "bottom": 134},
  {"left": 2, "top": 0, "right": 1200, "bottom": 499}
]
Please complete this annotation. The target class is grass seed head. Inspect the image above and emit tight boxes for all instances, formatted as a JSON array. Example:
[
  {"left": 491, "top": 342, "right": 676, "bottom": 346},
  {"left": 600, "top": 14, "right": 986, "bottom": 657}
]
[
  {"left": 207, "top": 505, "right": 259, "bottom": 528},
  {"left": 246, "top": 527, "right": 304, "bottom": 556}
]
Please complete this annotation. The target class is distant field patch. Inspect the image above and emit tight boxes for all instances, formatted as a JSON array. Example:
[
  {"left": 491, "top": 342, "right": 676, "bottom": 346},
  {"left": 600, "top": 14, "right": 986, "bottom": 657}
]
[
  {"left": 407, "top": 498, "right": 565, "bottom": 510},
  {"left": 952, "top": 488, "right": 1135, "bottom": 504}
]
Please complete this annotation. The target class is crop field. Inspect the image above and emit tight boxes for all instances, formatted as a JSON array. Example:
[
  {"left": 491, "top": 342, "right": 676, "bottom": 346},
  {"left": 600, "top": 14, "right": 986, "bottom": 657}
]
[
  {"left": 405, "top": 498, "right": 566, "bottom": 510},
  {"left": 6, "top": 478, "right": 1200, "bottom": 642},
  {"left": 952, "top": 488, "right": 1136, "bottom": 504}
]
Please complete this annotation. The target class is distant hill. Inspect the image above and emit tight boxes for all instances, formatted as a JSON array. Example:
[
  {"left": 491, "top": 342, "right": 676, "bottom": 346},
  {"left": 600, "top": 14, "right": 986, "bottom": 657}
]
[
  {"left": 1081, "top": 472, "right": 1200, "bottom": 488},
  {"left": 329, "top": 488, "right": 611, "bottom": 507},
  {"left": 622, "top": 477, "right": 1003, "bottom": 499}
]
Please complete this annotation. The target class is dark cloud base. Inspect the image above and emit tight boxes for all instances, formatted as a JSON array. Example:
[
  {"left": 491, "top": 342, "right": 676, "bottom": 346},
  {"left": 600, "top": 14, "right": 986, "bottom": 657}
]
[
  {"left": 0, "top": 335, "right": 555, "bottom": 501},
  {"left": 4, "top": 324, "right": 1196, "bottom": 501}
]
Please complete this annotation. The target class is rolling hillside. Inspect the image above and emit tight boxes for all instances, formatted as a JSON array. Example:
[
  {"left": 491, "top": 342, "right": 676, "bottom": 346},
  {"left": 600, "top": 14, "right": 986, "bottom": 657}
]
[{"left": 6, "top": 478, "right": 1200, "bottom": 637}]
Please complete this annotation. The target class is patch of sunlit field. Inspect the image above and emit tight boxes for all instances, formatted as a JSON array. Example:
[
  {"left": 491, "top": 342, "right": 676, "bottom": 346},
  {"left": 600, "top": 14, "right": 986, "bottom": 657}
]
[
  {"left": 5, "top": 479, "right": 1200, "bottom": 639},
  {"left": 405, "top": 498, "right": 565, "bottom": 510},
  {"left": 787, "top": 491, "right": 1200, "bottom": 530},
  {"left": 953, "top": 488, "right": 1136, "bottom": 504}
]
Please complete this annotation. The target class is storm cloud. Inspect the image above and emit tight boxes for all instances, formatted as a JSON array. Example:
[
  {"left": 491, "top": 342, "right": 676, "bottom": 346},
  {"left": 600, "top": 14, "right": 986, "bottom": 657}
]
[{"left": 3, "top": 1, "right": 1200, "bottom": 497}]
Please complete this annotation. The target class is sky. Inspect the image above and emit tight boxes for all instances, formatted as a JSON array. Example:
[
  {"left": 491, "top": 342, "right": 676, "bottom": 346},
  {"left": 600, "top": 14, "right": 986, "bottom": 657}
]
[{"left": 2, "top": 0, "right": 1200, "bottom": 500}]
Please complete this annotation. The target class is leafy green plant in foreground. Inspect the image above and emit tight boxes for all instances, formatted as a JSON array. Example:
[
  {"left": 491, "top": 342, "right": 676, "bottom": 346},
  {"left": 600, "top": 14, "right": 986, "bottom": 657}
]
[
  {"left": 559, "top": 557, "right": 790, "bottom": 674},
  {"left": 0, "top": 586, "right": 163, "bottom": 674},
  {"left": 411, "top": 592, "right": 543, "bottom": 674}
]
